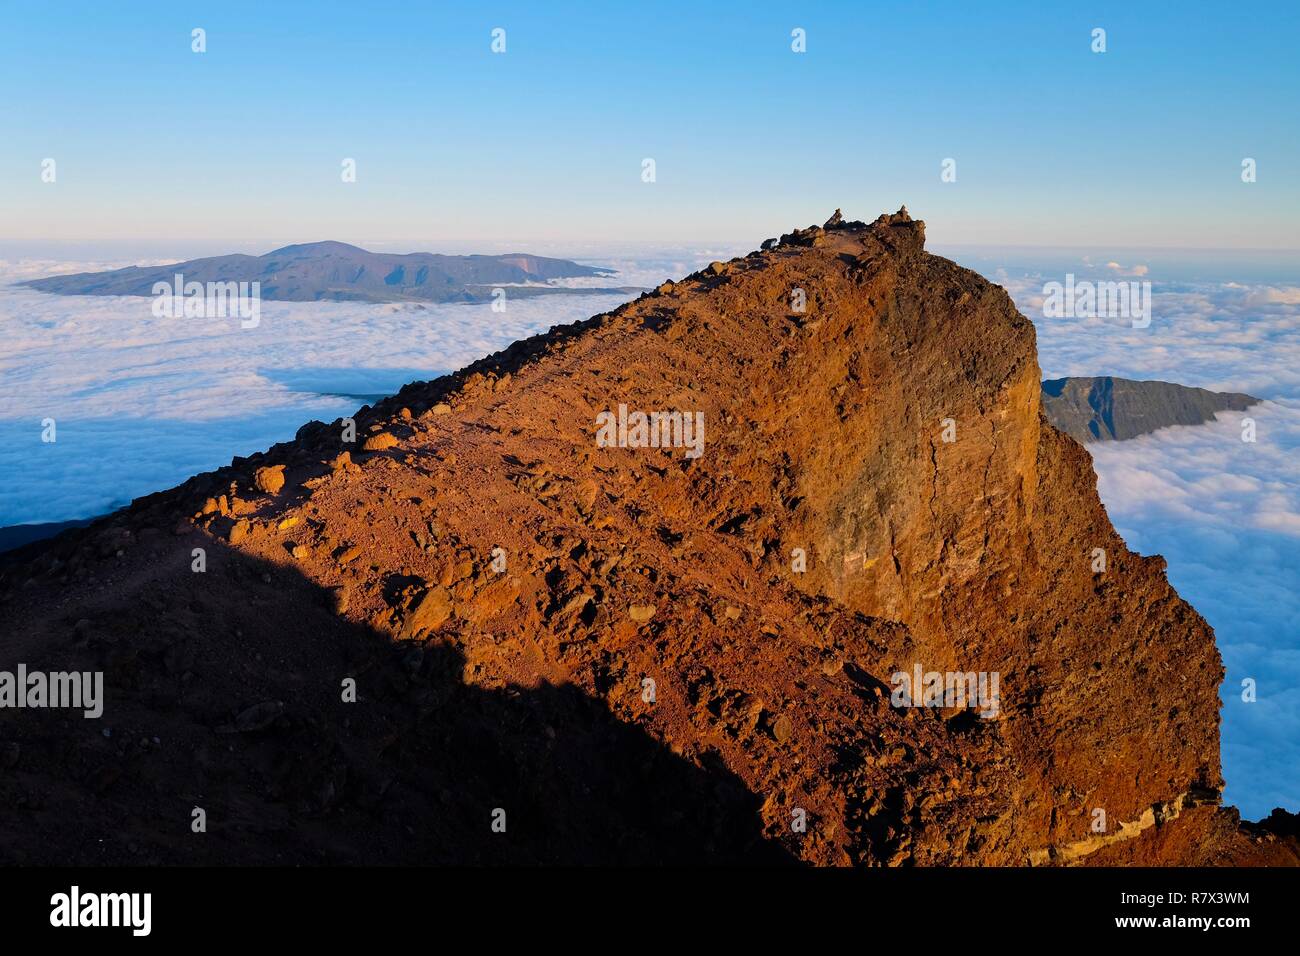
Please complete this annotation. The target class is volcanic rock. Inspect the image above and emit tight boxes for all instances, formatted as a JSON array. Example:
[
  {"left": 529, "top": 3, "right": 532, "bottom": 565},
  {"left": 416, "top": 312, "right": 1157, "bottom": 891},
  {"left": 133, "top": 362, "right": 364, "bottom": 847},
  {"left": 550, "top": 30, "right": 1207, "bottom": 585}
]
[
  {"left": 0, "top": 208, "right": 1292, "bottom": 867},
  {"left": 254, "top": 465, "right": 286, "bottom": 495}
]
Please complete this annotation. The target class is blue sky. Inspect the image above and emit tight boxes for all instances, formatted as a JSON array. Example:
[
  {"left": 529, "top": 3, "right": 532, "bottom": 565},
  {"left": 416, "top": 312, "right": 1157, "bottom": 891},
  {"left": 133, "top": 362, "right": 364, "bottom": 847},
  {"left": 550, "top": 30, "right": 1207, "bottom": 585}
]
[{"left": 1, "top": 1, "right": 1297, "bottom": 245}]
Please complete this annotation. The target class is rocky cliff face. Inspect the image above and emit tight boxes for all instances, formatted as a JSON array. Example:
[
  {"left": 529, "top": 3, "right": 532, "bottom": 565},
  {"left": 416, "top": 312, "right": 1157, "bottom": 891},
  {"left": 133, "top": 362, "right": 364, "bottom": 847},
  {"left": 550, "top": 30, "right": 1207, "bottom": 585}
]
[
  {"left": 0, "top": 210, "right": 1293, "bottom": 865},
  {"left": 1041, "top": 376, "right": 1259, "bottom": 443}
]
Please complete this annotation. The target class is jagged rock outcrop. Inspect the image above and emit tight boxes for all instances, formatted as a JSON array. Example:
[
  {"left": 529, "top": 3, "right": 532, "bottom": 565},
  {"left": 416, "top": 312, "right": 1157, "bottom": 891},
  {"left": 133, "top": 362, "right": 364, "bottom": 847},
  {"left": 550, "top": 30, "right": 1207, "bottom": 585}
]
[{"left": 0, "top": 209, "right": 1292, "bottom": 866}]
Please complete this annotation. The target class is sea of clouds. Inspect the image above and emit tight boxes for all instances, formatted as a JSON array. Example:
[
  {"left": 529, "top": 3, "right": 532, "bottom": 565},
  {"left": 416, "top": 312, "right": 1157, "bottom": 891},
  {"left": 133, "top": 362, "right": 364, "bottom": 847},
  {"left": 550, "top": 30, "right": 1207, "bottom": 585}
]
[
  {"left": 0, "top": 252, "right": 730, "bottom": 527},
  {"left": 1, "top": 246, "right": 1295, "bottom": 819},
  {"left": 984, "top": 260, "right": 1300, "bottom": 820}
]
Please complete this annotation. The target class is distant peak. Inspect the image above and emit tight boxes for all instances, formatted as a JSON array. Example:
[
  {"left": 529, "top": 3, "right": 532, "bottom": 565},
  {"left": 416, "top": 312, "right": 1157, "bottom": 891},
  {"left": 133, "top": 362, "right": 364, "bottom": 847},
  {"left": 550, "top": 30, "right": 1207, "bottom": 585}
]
[{"left": 264, "top": 240, "right": 368, "bottom": 257}]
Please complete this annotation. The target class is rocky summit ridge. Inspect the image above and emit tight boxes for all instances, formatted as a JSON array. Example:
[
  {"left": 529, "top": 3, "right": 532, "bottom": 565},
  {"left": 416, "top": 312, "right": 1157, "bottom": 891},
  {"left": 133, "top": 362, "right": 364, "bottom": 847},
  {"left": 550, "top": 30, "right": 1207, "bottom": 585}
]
[{"left": 1, "top": 209, "right": 1295, "bottom": 865}]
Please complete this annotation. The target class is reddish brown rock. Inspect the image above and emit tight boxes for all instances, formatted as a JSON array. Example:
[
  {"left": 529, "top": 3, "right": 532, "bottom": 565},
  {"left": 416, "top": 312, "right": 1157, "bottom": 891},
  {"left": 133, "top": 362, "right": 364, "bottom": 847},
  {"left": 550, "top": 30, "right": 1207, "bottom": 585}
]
[
  {"left": 400, "top": 586, "right": 453, "bottom": 638},
  {"left": 253, "top": 465, "right": 286, "bottom": 495},
  {"left": 0, "top": 208, "right": 1289, "bottom": 867}
]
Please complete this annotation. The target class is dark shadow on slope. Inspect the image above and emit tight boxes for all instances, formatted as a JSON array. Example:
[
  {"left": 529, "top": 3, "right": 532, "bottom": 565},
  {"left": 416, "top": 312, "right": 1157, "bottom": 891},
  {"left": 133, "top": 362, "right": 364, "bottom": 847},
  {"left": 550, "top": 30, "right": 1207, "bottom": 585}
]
[
  {"left": 0, "top": 518, "right": 97, "bottom": 555},
  {"left": 0, "top": 531, "right": 794, "bottom": 866}
]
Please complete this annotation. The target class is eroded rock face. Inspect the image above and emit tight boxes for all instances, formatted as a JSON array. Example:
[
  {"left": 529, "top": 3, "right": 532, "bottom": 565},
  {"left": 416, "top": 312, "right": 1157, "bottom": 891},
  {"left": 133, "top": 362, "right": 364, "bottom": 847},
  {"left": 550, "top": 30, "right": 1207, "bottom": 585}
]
[{"left": 0, "top": 209, "right": 1292, "bottom": 866}]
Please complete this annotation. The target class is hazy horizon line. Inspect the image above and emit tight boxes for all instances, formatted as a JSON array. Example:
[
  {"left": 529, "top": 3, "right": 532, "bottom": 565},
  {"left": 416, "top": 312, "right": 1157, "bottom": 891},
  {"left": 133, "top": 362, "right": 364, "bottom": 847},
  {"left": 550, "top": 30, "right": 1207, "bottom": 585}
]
[{"left": 3, "top": 237, "right": 1299, "bottom": 255}]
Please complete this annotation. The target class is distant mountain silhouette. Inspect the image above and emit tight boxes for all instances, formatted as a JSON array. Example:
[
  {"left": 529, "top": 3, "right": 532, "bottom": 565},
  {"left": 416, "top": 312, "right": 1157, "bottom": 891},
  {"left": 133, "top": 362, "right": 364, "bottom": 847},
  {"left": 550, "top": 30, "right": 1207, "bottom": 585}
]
[
  {"left": 22, "top": 241, "right": 632, "bottom": 304},
  {"left": 1041, "top": 376, "right": 1259, "bottom": 442}
]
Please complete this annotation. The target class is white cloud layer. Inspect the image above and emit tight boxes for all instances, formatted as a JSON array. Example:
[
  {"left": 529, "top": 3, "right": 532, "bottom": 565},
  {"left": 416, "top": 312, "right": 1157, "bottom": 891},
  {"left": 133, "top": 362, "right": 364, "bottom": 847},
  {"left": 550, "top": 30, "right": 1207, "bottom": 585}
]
[
  {"left": 999, "top": 272, "right": 1300, "bottom": 819},
  {"left": 1087, "top": 405, "right": 1300, "bottom": 817},
  {"left": 0, "top": 254, "right": 715, "bottom": 526}
]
